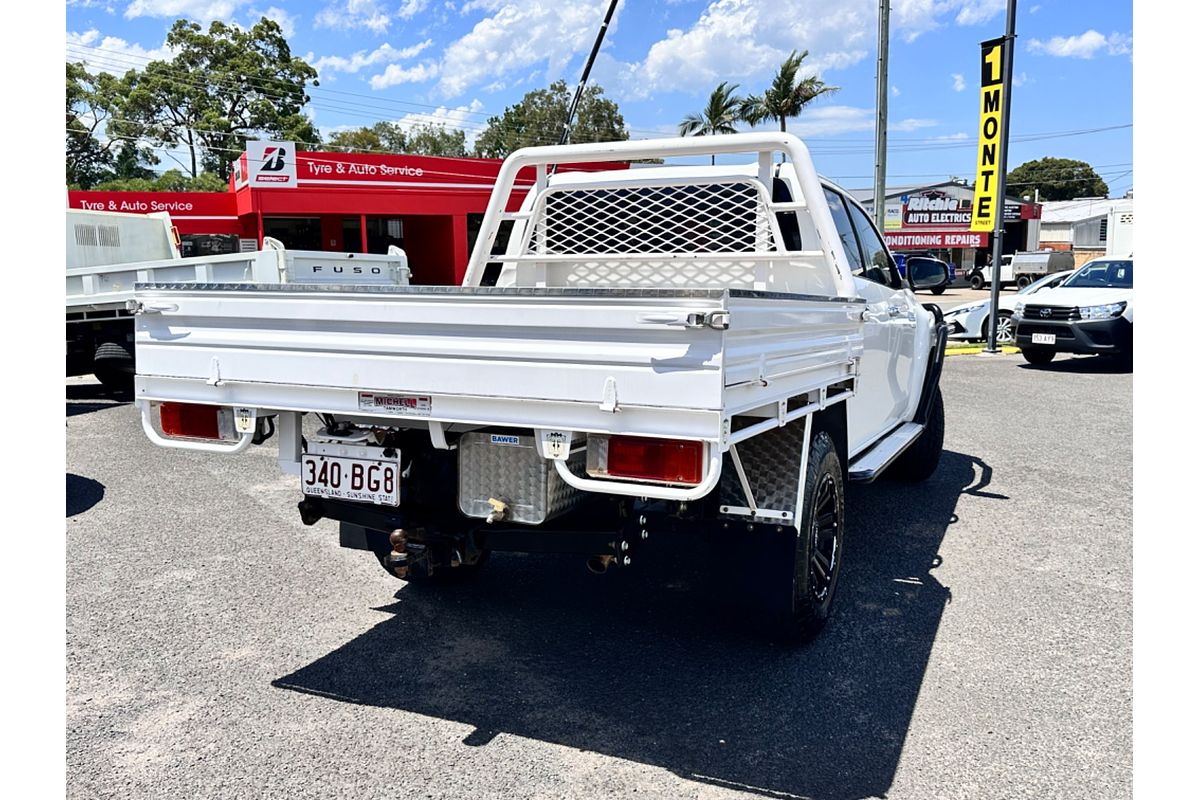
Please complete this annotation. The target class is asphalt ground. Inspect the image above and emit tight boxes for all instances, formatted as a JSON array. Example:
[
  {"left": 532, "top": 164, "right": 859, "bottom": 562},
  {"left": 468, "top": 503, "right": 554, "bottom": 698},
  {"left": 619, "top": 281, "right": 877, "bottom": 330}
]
[{"left": 66, "top": 353, "right": 1131, "bottom": 800}]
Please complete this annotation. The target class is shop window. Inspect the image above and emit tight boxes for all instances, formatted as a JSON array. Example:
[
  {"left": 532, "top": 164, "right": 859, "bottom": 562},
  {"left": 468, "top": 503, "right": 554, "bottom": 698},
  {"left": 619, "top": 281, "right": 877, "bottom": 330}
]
[{"left": 262, "top": 217, "right": 322, "bottom": 251}]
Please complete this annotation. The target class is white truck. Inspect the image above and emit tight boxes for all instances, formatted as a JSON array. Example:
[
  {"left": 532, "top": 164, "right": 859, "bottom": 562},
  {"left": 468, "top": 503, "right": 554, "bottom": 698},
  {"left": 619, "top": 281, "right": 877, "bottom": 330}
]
[
  {"left": 967, "top": 250, "right": 1075, "bottom": 290},
  {"left": 130, "top": 133, "right": 949, "bottom": 642},
  {"left": 67, "top": 208, "right": 411, "bottom": 390}
]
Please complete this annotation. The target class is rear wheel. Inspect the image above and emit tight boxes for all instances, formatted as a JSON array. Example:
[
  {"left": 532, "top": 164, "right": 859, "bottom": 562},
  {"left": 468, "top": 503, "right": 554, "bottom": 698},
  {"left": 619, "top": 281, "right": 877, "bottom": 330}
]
[
  {"left": 970, "top": 273, "right": 984, "bottom": 290},
  {"left": 929, "top": 286, "right": 946, "bottom": 295},
  {"left": 1021, "top": 347, "right": 1056, "bottom": 365},
  {"left": 1017, "top": 275, "right": 1032, "bottom": 288},
  {"left": 759, "top": 430, "right": 845, "bottom": 644},
  {"left": 92, "top": 363, "right": 134, "bottom": 392}
]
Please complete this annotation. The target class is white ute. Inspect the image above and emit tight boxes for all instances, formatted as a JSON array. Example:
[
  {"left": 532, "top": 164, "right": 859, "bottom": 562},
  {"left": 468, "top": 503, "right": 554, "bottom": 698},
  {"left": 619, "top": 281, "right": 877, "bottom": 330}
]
[{"left": 132, "top": 133, "right": 950, "bottom": 642}]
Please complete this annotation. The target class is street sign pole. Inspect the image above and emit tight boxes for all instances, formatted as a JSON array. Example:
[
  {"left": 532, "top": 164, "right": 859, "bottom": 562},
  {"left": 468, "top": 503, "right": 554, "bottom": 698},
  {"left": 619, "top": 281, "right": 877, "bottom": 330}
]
[
  {"left": 873, "top": 0, "right": 890, "bottom": 230},
  {"left": 983, "top": 0, "right": 1018, "bottom": 353}
]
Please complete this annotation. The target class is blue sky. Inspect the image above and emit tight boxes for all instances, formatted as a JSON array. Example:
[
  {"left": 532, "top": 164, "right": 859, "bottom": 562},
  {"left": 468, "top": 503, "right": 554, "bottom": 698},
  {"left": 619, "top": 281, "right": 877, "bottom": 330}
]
[{"left": 65, "top": 0, "right": 1132, "bottom": 196}]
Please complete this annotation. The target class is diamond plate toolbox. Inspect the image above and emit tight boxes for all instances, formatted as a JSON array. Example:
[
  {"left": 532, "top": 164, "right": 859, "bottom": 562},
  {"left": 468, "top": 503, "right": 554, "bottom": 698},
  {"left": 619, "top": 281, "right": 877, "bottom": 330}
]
[{"left": 457, "top": 433, "right": 584, "bottom": 524}]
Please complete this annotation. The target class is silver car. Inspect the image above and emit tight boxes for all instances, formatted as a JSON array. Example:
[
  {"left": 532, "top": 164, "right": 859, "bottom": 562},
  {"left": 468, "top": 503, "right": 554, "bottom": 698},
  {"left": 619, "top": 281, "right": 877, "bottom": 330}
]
[{"left": 944, "top": 270, "right": 1075, "bottom": 344}]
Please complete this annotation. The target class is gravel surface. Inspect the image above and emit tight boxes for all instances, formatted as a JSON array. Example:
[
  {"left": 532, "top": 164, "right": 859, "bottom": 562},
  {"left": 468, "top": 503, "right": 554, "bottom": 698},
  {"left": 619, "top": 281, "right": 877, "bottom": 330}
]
[{"left": 66, "top": 353, "right": 1131, "bottom": 800}]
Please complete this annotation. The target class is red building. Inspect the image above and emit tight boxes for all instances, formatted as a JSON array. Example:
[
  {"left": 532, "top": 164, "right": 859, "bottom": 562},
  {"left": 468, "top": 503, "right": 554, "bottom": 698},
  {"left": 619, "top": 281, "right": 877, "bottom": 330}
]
[{"left": 68, "top": 141, "right": 616, "bottom": 286}]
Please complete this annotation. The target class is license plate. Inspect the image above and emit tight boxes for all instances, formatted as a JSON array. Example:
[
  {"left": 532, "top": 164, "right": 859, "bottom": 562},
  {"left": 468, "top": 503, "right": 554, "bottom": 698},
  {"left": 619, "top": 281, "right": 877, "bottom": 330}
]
[
  {"left": 302, "top": 453, "right": 400, "bottom": 506},
  {"left": 1032, "top": 333, "right": 1056, "bottom": 345}
]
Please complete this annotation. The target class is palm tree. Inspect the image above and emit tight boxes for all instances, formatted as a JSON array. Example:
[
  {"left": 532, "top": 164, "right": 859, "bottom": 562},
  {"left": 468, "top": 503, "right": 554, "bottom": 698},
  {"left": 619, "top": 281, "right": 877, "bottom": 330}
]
[
  {"left": 678, "top": 81, "right": 743, "bottom": 165},
  {"left": 739, "top": 50, "right": 838, "bottom": 133}
]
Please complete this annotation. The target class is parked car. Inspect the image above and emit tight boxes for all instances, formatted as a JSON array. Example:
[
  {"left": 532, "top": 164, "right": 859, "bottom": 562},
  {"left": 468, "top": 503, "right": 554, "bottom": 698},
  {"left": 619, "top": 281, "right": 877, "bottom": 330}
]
[
  {"left": 943, "top": 269, "right": 1074, "bottom": 344},
  {"left": 1012, "top": 258, "right": 1133, "bottom": 367}
]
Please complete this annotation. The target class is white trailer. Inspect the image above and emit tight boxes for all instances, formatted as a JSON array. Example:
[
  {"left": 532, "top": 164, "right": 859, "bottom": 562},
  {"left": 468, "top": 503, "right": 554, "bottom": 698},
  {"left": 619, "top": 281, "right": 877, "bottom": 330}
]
[
  {"left": 66, "top": 208, "right": 410, "bottom": 389},
  {"left": 131, "top": 133, "right": 950, "bottom": 642}
]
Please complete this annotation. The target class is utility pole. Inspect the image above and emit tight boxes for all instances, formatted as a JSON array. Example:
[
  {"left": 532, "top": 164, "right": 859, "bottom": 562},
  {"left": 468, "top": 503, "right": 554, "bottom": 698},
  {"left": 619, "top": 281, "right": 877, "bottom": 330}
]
[
  {"left": 873, "top": 0, "right": 890, "bottom": 229},
  {"left": 984, "top": 0, "right": 1018, "bottom": 353}
]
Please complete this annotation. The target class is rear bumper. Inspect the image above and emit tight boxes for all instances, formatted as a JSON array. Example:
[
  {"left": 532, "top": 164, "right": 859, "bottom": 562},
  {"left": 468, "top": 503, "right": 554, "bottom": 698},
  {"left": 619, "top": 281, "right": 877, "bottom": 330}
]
[{"left": 1014, "top": 315, "right": 1132, "bottom": 355}]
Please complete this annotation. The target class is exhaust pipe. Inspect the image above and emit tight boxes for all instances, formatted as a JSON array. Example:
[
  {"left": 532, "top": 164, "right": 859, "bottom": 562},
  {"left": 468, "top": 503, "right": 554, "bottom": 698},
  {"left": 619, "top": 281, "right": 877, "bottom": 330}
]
[{"left": 587, "top": 554, "right": 615, "bottom": 575}]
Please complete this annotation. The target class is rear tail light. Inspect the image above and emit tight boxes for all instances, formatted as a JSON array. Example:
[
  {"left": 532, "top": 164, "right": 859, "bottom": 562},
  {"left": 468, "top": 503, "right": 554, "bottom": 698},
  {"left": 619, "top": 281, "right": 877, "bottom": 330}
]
[
  {"left": 586, "top": 435, "right": 705, "bottom": 486},
  {"left": 159, "top": 402, "right": 234, "bottom": 441}
]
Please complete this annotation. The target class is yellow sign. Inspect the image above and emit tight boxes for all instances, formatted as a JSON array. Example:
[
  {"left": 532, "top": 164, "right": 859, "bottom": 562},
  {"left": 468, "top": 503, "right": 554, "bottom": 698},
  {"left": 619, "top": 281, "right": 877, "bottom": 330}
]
[{"left": 971, "top": 37, "right": 1007, "bottom": 232}]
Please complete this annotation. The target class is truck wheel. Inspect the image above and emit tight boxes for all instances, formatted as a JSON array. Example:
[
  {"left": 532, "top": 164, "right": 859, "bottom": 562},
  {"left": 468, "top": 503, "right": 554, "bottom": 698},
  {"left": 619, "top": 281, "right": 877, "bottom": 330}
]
[
  {"left": 92, "top": 364, "right": 134, "bottom": 393},
  {"left": 1017, "top": 275, "right": 1032, "bottom": 288},
  {"left": 970, "top": 273, "right": 984, "bottom": 290},
  {"left": 929, "top": 286, "right": 946, "bottom": 295},
  {"left": 760, "top": 429, "right": 846, "bottom": 644},
  {"left": 1021, "top": 347, "right": 1056, "bottom": 366},
  {"left": 887, "top": 386, "right": 944, "bottom": 483}
]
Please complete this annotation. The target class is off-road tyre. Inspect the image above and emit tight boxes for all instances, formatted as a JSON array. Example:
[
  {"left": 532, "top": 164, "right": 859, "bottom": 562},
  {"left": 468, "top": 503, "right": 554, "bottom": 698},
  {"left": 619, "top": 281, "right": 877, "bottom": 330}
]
[
  {"left": 888, "top": 386, "right": 944, "bottom": 483},
  {"left": 757, "top": 429, "right": 846, "bottom": 644},
  {"left": 1021, "top": 347, "right": 1056, "bottom": 365}
]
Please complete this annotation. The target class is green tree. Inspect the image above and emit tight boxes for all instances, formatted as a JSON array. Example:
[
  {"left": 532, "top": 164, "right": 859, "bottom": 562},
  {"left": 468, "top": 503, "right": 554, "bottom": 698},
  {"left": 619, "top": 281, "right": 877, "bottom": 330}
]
[
  {"left": 111, "top": 140, "right": 159, "bottom": 180},
  {"left": 325, "top": 121, "right": 409, "bottom": 153},
  {"left": 66, "top": 62, "right": 126, "bottom": 188},
  {"left": 326, "top": 127, "right": 386, "bottom": 153},
  {"left": 474, "top": 80, "right": 627, "bottom": 158},
  {"left": 406, "top": 123, "right": 467, "bottom": 157},
  {"left": 739, "top": 50, "right": 838, "bottom": 133},
  {"left": 1006, "top": 157, "right": 1110, "bottom": 200},
  {"left": 92, "top": 170, "right": 229, "bottom": 192},
  {"left": 679, "top": 81, "right": 744, "bottom": 165},
  {"left": 120, "top": 17, "right": 319, "bottom": 180}
]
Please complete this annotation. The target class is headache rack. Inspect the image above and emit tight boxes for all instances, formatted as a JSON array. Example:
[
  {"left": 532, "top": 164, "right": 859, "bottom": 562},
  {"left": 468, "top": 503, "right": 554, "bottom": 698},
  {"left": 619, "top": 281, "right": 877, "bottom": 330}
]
[{"left": 463, "top": 132, "right": 859, "bottom": 299}]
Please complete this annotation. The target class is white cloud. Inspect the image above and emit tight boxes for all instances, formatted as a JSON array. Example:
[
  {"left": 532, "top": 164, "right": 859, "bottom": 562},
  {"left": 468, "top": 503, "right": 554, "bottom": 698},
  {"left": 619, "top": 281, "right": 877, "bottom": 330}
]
[
  {"left": 66, "top": 28, "right": 176, "bottom": 73},
  {"left": 892, "top": 0, "right": 1005, "bottom": 42},
  {"left": 397, "top": 0, "right": 429, "bottom": 18},
  {"left": 1027, "top": 29, "right": 1131, "bottom": 59},
  {"left": 891, "top": 85, "right": 900, "bottom": 96},
  {"left": 951, "top": 73, "right": 965, "bottom": 92},
  {"left": 954, "top": 0, "right": 1004, "bottom": 26},
  {"left": 612, "top": 0, "right": 1010, "bottom": 100},
  {"left": 614, "top": 0, "right": 871, "bottom": 100},
  {"left": 394, "top": 99, "right": 487, "bottom": 147},
  {"left": 124, "top": 0, "right": 251, "bottom": 21},
  {"left": 251, "top": 6, "right": 297, "bottom": 37},
  {"left": 782, "top": 105, "right": 937, "bottom": 137},
  {"left": 311, "top": 40, "right": 433, "bottom": 79},
  {"left": 315, "top": 0, "right": 391, "bottom": 33},
  {"left": 370, "top": 62, "right": 440, "bottom": 89},
  {"left": 436, "top": 1, "right": 621, "bottom": 98}
]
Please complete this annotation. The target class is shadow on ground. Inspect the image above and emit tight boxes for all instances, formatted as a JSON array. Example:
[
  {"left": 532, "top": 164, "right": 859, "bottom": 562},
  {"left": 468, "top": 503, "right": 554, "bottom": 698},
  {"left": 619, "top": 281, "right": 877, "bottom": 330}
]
[
  {"left": 67, "top": 473, "right": 105, "bottom": 517},
  {"left": 66, "top": 381, "right": 131, "bottom": 418},
  {"left": 275, "top": 450, "right": 996, "bottom": 800}
]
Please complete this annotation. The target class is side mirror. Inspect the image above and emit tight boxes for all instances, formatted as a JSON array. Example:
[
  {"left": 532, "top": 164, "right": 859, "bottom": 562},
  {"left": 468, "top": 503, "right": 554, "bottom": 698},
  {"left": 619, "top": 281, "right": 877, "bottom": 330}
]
[{"left": 906, "top": 256, "right": 950, "bottom": 291}]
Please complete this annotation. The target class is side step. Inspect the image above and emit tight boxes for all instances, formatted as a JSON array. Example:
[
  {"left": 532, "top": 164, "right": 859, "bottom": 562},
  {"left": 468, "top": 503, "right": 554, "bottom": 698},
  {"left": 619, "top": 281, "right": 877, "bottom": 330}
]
[{"left": 847, "top": 422, "right": 924, "bottom": 483}]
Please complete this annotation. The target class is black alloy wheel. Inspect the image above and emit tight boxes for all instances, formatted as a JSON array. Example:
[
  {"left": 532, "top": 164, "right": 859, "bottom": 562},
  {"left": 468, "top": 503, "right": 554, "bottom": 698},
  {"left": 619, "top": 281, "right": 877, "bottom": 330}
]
[{"left": 807, "top": 473, "right": 841, "bottom": 605}]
